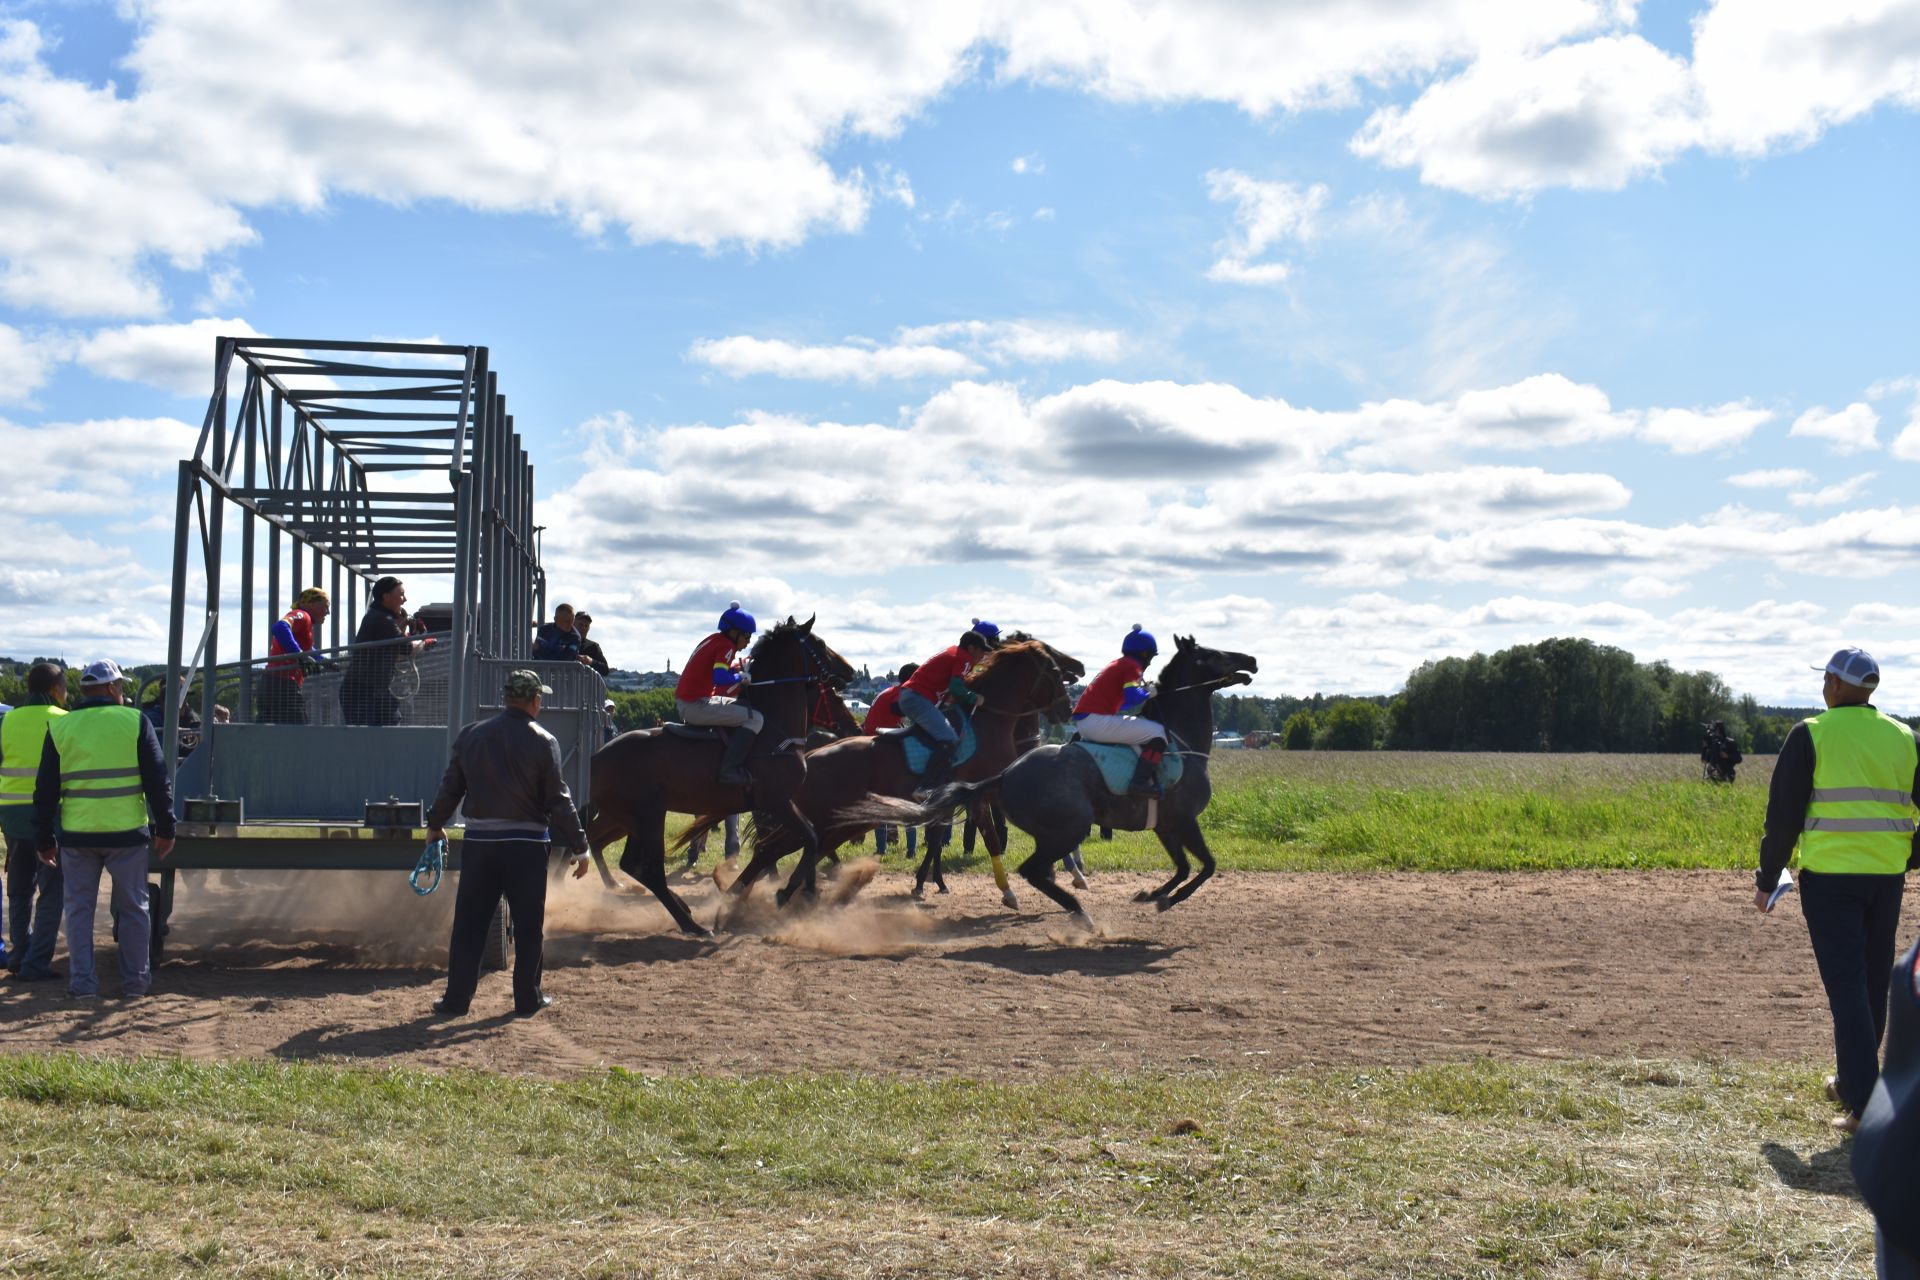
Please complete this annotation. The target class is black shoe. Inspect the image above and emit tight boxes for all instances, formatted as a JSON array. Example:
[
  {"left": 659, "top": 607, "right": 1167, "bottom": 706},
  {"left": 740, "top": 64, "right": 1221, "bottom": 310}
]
[
  {"left": 11, "top": 967, "right": 61, "bottom": 982},
  {"left": 916, "top": 742, "right": 955, "bottom": 796},
  {"left": 430, "top": 997, "right": 469, "bottom": 1018},
  {"left": 1128, "top": 755, "right": 1162, "bottom": 796},
  {"left": 717, "top": 728, "right": 756, "bottom": 786},
  {"left": 514, "top": 993, "right": 552, "bottom": 1018}
]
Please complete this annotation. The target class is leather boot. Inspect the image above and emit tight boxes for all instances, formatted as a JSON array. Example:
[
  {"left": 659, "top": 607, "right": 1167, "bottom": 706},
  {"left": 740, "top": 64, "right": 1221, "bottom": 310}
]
[
  {"left": 917, "top": 741, "right": 955, "bottom": 796},
  {"left": 1129, "top": 742, "right": 1165, "bottom": 796},
  {"left": 718, "top": 727, "right": 756, "bottom": 786}
]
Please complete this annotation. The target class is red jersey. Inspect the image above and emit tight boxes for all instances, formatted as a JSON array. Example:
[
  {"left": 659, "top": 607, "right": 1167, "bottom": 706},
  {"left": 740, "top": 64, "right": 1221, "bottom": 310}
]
[
  {"left": 267, "top": 608, "right": 317, "bottom": 685},
  {"left": 1073, "top": 656, "right": 1148, "bottom": 717},
  {"left": 676, "top": 632, "right": 744, "bottom": 701},
  {"left": 902, "top": 646, "right": 973, "bottom": 703},
  {"left": 863, "top": 684, "right": 905, "bottom": 734}
]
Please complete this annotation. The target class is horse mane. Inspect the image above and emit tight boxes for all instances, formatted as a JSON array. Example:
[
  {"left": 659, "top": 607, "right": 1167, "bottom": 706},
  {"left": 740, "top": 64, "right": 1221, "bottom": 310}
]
[
  {"left": 1005, "top": 630, "right": 1084, "bottom": 679},
  {"left": 966, "top": 638, "right": 1049, "bottom": 684},
  {"left": 747, "top": 617, "right": 805, "bottom": 661}
]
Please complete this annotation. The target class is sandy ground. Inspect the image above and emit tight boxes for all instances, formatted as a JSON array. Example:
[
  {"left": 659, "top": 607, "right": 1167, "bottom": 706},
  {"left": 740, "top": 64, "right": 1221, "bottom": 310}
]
[{"left": 2, "top": 864, "right": 1895, "bottom": 1078}]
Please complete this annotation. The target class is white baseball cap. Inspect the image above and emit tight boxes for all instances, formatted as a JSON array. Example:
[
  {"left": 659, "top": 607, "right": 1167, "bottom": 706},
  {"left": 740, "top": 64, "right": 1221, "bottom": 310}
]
[
  {"left": 79, "top": 659, "right": 125, "bottom": 686},
  {"left": 1815, "top": 647, "right": 1880, "bottom": 688}
]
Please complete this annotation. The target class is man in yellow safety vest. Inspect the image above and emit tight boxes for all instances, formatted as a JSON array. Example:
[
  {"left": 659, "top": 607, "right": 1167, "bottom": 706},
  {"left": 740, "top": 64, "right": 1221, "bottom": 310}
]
[
  {"left": 32, "top": 660, "right": 175, "bottom": 999},
  {"left": 1755, "top": 646, "right": 1920, "bottom": 1132},
  {"left": 2, "top": 662, "right": 67, "bottom": 980}
]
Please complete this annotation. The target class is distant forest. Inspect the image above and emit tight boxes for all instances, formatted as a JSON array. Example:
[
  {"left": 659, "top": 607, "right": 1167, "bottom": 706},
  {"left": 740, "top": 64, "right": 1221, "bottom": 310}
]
[{"left": 1209, "top": 636, "right": 1848, "bottom": 753}]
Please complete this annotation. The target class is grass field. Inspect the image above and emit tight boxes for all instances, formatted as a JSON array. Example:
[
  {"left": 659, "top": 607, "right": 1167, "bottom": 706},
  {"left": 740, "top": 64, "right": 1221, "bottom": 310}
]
[
  {"left": 0, "top": 1052, "right": 1868, "bottom": 1279},
  {"left": 745, "top": 751, "right": 1771, "bottom": 877}
]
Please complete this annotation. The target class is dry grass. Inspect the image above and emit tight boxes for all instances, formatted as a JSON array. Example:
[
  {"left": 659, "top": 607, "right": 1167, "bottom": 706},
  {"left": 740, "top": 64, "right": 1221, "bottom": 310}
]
[{"left": 0, "top": 1052, "right": 1878, "bottom": 1278}]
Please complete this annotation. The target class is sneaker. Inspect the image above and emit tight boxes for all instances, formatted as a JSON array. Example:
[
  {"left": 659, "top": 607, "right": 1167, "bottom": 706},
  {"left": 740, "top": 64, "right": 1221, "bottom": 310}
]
[
  {"left": 65, "top": 990, "right": 99, "bottom": 1001},
  {"left": 122, "top": 987, "right": 150, "bottom": 999},
  {"left": 514, "top": 993, "right": 553, "bottom": 1018}
]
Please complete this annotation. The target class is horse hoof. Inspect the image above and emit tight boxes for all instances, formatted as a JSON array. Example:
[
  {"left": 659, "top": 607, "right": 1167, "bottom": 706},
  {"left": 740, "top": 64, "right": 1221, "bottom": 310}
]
[
  {"left": 1155, "top": 897, "right": 1177, "bottom": 913},
  {"left": 1070, "top": 873, "right": 1089, "bottom": 890},
  {"left": 1068, "top": 910, "right": 1097, "bottom": 932},
  {"left": 1132, "top": 889, "right": 1158, "bottom": 903},
  {"left": 681, "top": 921, "right": 714, "bottom": 939},
  {"left": 774, "top": 888, "right": 793, "bottom": 909},
  {"left": 937, "top": 883, "right": 951, "bottom": 895},
  {"left": 911, "top": 884, "right": 926, "bottom": 899},
  {"left": 1000, "top": 888, "right": 1020, "bottom": 909}
]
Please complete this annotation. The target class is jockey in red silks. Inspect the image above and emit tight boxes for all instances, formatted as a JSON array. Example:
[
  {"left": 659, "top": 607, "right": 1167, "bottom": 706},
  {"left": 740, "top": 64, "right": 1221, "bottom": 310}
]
[
  {"left": 862, "top": 662, "right": 918, "bottom": 735},
  {"left": 896, "top": 629, "right": 992, "bottom": 790},
  {"left": 674, "top": 601, "right": 763, "bottom": 785},
  {"left": 1072, "top": 624, "right": 1166, "bottom": 794}
]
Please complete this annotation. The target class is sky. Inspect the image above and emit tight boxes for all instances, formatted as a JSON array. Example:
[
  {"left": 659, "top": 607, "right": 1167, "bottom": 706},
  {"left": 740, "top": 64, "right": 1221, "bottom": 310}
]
[{"left": 1, "top": 0, "right": 1918, "bottom": 709}]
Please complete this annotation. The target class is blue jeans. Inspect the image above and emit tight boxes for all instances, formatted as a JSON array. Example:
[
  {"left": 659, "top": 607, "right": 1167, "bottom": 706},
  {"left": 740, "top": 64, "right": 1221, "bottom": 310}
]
[
  {"left": 1800, "top": 870, "right": 1905, "bottom": 1115},
  {"left": 6, "top": 832, "right": 62, "bottom": 975},
  {"left": 895, "top": 689, "right": 958, "bottom": 745},
  {"left": 61, "top": 843, "right": 151, "bottom": 996}
]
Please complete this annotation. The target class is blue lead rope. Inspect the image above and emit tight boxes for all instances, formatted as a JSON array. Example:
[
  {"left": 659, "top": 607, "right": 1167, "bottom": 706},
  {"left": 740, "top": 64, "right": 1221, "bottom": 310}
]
[{"left": 410, "top": 837, "right": 446, "bottom": 896}]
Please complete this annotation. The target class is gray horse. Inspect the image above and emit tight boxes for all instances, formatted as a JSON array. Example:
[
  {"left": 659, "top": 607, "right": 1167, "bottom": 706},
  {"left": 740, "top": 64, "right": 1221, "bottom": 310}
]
[{"left": 857, "top": 634, "right": 1256, "bottom": 923}]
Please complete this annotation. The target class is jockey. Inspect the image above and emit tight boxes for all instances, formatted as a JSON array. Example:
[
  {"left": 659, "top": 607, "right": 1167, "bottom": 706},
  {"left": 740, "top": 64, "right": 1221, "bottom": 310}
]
[
  {"left": 896, "top": 630, "right": 992, "bottom": 789},
  {"left": 674, "top": 602, "right": 764, "bottom": 785},
  {"left": 1072, "top": 624, "right": 1166, "bottom": 795},
  {"left": 970, "top": 618, "right": 1001, "bottom": 648},
  {"left": 862, "top": 662, "right": 918, "bottom": 735}
]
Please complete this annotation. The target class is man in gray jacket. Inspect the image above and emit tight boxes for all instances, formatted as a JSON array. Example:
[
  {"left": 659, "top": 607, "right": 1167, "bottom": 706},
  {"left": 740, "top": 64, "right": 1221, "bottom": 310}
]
[{"left": 427, "top": 669, "right": 589, "bottom": 1018}]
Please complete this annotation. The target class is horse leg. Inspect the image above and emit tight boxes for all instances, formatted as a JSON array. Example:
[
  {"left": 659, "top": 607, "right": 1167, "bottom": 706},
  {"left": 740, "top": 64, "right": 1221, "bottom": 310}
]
[
  {"left": 587, "top": 805, "right": 626, "bottom": 890},
  {"left": 972, "top": 796, "right": 1019, "bottom": 910},
  {"left": 1016, "top": 834, "right": 1091, "bottom": 924},
  {"left": 616, "top": 811, "right": 711, "bottom": 937},
  {"left": 914, "top": 821, "right": 949, "bottom": 897},
  {"left": 1134, "top": 823, "right": 1192, "bottom": 904},
  {"left": 773, "top": 800, "right": 824, "bottom": 909},
  {"left": 1157, "top": 816, "right": 1217, "bottom": 911}
]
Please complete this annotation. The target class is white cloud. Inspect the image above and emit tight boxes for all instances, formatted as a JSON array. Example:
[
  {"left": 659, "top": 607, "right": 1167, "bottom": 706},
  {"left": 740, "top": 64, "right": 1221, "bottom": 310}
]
[
  {"left": 1011, "top": 153, "right": 1045, "bottom": 174},
  {"left": 1790, "top": 472, "right": 1877, "bottom": 507},
  {"left": 895, "top": 319, "right": 1125, "bottom": 364},
  {"left": 1636, "top": 401, "right": 1772, "bottom": 454},
  {"left": 1620, "top": 574, "right": 1687, "bottom": 599},
  {"left": 71, "top": 316, "right": 262, "bottom": 396},
  {"left": 1204, "top": 169, "right": 1328, "bottom": 285},
  {"left": 1728, "top": 467, "right": 1816, "bottom": 488},
  {"left": 1790, "top": 401, "right": 1880, "bottom": 454},
  {"left": 687, "top": 335, "right": 981, "bottom": 383},
  {"left": 0, "top": 323, "right": 60, "bottom": 404},
  {"left": 1890, "top": 404, "right": 1920, "bottom": 461},
  {"left": 0, "top": 415, "right": 198, "bottom": 517}
]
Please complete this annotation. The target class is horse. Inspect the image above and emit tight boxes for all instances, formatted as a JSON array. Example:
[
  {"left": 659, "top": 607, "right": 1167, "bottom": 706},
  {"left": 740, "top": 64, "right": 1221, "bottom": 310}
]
[
  {"left": 678, "top": 638, "right": 1073, "bottom": 916},
  {"left": 584, "top": 616, "right": 855, "bottom": 935},
  {"left": 853, "top": 635, "right": 1256, "bottom": 924},
  {"left": 913, "top": 631, "right": 1086, "bottom": 898}
]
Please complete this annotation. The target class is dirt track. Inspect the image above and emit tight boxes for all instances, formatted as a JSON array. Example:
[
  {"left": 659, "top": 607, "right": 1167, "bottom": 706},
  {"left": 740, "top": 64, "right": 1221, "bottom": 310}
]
[{"left": 3, "top": 866, "right": 1896, "bottom": 1077}]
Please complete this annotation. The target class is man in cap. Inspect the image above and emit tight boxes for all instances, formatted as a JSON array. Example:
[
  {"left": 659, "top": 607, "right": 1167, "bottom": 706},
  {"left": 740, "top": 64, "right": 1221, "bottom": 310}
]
[
  {"left": 32, "top": 660, "right": 175, "bottom": 999},
  {"left": 426, "top": 669, "right": 590, "bottom": 1018},
  {"left": 3, "top": 661, "right": 67, "bottom": 980},
  {"left": 1754, "top": 646, "right": 1920, "bottom": 1131}
]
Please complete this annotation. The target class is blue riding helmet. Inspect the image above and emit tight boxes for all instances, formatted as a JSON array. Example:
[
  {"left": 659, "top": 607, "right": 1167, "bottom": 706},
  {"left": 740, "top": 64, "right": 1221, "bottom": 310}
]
[
  {"left": 719, "top": 601, "right": 757, "bottom": 635},
  {"left": 971, "top": 618, "right": 1001, "bottom": 645},
  {"left": 1121, "top": 623, "right": 1157, "bottom": 658}
]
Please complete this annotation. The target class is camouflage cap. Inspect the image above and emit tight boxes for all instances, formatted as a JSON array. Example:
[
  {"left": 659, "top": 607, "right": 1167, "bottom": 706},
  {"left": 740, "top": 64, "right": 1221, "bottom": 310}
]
[{"left": 504, "top": 669, "right": 552, "bottom": 699}]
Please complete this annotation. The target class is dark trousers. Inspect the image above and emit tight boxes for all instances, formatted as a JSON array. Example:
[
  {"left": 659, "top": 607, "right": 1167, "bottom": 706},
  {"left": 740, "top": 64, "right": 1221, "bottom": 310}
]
[
  {"left": 5, "top": 831, "right": 62, "bottom": 974},
  {"left": 1800, "top": 870, "right": 1905, "bottom": 1115},
  {"left": 254, "top": 672, "right": 308, "bottom": 724},
  {"left": 442, "top": 838, "right": 548, "bottom": 1011}
]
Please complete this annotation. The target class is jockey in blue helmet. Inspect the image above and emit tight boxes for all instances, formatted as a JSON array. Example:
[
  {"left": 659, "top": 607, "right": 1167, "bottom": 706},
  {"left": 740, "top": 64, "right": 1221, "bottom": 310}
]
[
  {"left": 1071, "top": 624, "right": 1167, "bottom": 793},
  {"left": 675, "top": 601, "right": 764, "bottom": 785}
]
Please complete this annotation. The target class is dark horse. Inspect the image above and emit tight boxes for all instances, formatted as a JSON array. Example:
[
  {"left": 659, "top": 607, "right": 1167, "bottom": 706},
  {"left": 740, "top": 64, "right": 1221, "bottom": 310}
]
[
  {"left": 679, "top": 639, "right": 1073, "bottom": 917},
  {"left": 913, "top": 631, "right": 1085, "bottom": 899},
  {"left": 860, "top": 635, "right": 1256, "bottom": 923},
  {"left": 585, "top": 616, "right": 855, "bottom": 935}
]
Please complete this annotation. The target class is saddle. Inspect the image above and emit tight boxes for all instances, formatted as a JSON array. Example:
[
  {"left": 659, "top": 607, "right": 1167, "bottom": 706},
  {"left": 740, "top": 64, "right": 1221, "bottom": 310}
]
[
  {"left": 1066, "top": 736, "right": 1184, "bottom": 796},
  {"left": 883, "top": 717, "right": 977, "bottom": 776},
  {"left": 662, "top": 721, "right": 728, "bottom": 742}
]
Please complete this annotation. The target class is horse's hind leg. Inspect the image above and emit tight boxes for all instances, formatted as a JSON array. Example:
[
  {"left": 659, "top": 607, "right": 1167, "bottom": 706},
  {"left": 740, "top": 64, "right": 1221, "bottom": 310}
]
[
  {"left": 1135, "top": 824, "right": 1192, "bottom": 904},
  {"left": 587, "top": 805, "right": 627, "bottom": 890},
  {"left": 1016, "top": 833, "right": 1091, "bottom": 922},
  {"left": 617, "top": 811, "right": 711, "bottom": 938},
  {"left": 1157, "top": 816, "right": 1216, "bottom": 911}
]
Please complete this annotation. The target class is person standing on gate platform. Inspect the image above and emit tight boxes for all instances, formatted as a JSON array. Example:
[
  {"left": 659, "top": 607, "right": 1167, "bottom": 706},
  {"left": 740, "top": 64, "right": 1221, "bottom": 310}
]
[
  {"left": 574, "top": 612, "right": 611, "bottom": 677},
  {"left": 32, "top": 660, "right": 175, "bottom": 999},
  {"left": 3, "top": 662, "right": 68, "bottom": 981},
  {"left": 1754, "top": 646, "right": 1920, "bottom": 1132},
  {"left": 258, "top": 587, "right": 330, "bottom": 724},
  {"left": 897, "top": 631, "right": 991, "bottom": 793},
  {"left": 427, "top": 669, "right": 589, "bottom": 1018},
  {"left": 674, "top": 602, "right": 763, "bottom": 786},
  {"left": 1072, "top": 624, "right": 1167, "bottom": 795},
  {"left": 533, "top": 603, "right": 593, "bottom": 665},
  {"left": 341, "top": 577, "right": 432, "bottom": 726}
]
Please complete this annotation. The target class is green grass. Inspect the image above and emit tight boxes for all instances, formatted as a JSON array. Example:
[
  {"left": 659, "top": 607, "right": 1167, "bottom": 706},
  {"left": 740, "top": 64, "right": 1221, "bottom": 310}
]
[
  {"left": 709, "top": 751, "right": 1769, "bottom": 876},
  {"left": 0, "top": 1052, "right": 1871, "bottom": 1278}
]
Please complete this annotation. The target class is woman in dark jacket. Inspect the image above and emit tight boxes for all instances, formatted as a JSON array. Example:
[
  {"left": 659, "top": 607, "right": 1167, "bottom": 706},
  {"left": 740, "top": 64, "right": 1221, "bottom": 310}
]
[{"left": 341, "top": 577, "right": 416, "bottom": 726}]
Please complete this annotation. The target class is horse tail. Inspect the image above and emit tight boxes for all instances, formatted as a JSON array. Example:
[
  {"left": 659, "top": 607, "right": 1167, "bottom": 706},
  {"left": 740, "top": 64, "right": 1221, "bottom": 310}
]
[
  {"left": 671, "top": 811, "right": 731, "bottom": 853},
  {"left": 832, "top": 773, "right": 1006, "bottom": 830}
]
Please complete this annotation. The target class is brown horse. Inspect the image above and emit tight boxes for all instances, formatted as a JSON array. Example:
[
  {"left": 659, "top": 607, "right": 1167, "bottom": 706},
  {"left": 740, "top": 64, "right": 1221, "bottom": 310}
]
[
  {"left": 680, "top": 638, "right": 1072, "bottom": 916},
  {"left": 584, "top": 616, "right": 854, "bottom": 935}
]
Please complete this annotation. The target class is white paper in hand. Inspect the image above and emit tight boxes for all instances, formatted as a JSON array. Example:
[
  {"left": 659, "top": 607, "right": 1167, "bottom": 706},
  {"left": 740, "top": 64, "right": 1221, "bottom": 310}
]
[{"left": 1767, "top": 869, "right": 1795, "bottom": 912}]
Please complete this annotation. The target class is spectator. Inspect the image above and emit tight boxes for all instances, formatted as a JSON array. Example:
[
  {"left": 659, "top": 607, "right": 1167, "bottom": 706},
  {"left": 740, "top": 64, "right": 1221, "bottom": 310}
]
[
  {"left": 1853, "top": 938, "right": 1920, "bottom": 1278},
  {"left": 602, "top": 697, "right": 618, "bottom": 745},
  {"left": 862, "top": 662, "right": 918, "bottom": 734},
  {"left": 340, "top": 577, "right": 431, "bottom": 726},
  {"left": 426, "top": 669, "right": 589, "bottom": 1019},
  {"left": 33, "top": 660, "right": 175, "bottom": 999},
  {"left": 575, "top": 612, "right": 610, "bottom": 676},
  {"left": 3, "top": 662, "right": 67, "bottom": 981},
  {"left": 532, "top": 603, "right": 590, "bottom": 664},
  {"left": 258, "top": 587, "right": 330, "bottom": 724}
]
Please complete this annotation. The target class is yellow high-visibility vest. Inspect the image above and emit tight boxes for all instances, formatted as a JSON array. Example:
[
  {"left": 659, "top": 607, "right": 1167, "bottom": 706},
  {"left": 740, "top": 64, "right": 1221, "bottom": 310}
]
[
  {"left": 0, "top": 703, "right": 66, "bottom": 807},
  {"left": 46, "top": 704, "right": 150, "bottom": 833},
  {"left": 1799, "top": 705, "right": 1920, "bottom": 875}
]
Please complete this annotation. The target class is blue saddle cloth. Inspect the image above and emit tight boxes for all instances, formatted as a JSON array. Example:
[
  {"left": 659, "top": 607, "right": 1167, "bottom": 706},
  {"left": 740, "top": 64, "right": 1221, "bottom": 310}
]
[
  {"left": 884, "top": 716, "right": 976, "bottom": 776},
  {"left": 1067, "top": 737, "right": 1185, "bottom": 796}
]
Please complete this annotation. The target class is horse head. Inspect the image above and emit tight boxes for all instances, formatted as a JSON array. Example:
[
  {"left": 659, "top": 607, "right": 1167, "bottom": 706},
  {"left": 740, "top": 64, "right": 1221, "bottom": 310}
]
[
  {"left": 968, "top": 639, "right": 1072, "bottom": 722},
  {"left": 1163, "top": 634, "right": 1258, "bottom": 692},
  {"left": 1006, "top": 630, "right": 1086, "bottom": 681}
]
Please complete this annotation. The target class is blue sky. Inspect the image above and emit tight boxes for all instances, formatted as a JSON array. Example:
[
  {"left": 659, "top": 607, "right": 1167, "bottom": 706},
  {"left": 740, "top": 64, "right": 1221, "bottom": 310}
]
[{"left": 2, "top": 0, "right": 1918, "bottom": 708}]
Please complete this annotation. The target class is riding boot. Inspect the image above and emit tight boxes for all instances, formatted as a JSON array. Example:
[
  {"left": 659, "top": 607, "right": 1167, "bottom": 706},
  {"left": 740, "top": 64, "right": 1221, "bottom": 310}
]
[
  {"left": 1128, "top": 742, "right": 1165, "bottom": 796},
  {"left": 917, "top": 742, "right": 955, "bottom": 797},
  {"left": 718, "top": 728, "right": 756, "bottom": 786}
]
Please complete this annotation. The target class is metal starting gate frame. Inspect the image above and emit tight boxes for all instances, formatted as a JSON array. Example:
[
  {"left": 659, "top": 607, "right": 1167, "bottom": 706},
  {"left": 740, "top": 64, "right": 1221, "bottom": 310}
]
[{"left": 153, "top": 338, "right": 606, "bottom": 957}]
